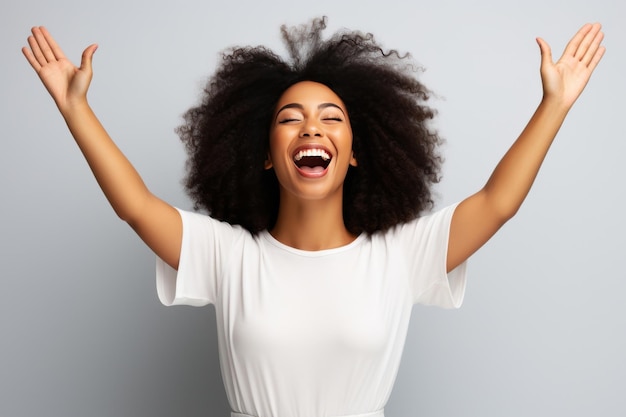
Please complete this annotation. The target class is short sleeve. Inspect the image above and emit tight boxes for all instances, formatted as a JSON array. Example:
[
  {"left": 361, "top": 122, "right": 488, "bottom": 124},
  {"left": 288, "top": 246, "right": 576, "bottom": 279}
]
[
  {"left": 394, "top": 203, "right": 467, "bottom": 308},
  {"left": 156, "top": 208, "right": 236, "bottom": 306}
]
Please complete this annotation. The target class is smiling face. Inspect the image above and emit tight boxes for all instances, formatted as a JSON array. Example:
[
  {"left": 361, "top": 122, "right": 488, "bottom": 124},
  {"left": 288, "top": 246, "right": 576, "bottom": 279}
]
[{"left": 267, "top": 81, "right": 357, "bottom": 203}]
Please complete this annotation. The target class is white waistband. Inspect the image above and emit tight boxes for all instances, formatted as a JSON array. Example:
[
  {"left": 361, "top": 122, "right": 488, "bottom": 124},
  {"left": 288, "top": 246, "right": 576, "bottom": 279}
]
[{"left": 231, "top": 410, "right": 384, "bottom": 417}]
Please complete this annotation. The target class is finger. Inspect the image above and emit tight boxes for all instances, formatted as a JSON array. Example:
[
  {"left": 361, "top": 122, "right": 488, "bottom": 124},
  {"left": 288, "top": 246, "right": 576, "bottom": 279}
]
[
  {"left": 562, "top": 23, "right": 593, "bottom": 59},
  {"left": 26, "top": 32, "right": 48, "bottom": 68},
  {"left": 586, "top": 45, "right": 606, "bottom": 74},
  {"left": 31, "top": 26, "right": 57, "bottom": 63},
  {"left": 581, "top": 29, "right": 604, "bottom": 67},
  {"left": 79, "top": 44, "right": 98, "bottom": 73},
  {"left": 574, "top": 23, "right": 602, "bottom": 62},
  {"left": 536, "top": 37, "right": 553, "bottom": 68},
  {"left": 40, "top": 26, "right": 67, "bottom": 61},
  {"left": 21, "top": 45, "right": 42, "bottom": 72}
]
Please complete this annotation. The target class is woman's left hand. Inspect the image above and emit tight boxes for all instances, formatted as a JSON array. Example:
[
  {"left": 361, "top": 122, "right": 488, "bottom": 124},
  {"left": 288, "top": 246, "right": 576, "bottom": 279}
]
[
  {"left": 446, "top": 23, "right": 606, "bottom": 273},
  {"left": 537, "top": 23, "right": 605, "bottom": 108}
]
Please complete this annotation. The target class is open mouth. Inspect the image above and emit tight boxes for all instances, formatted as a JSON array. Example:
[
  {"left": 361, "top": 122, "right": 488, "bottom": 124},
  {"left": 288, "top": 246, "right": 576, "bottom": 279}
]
[{"left": 293, "top": 148, "right": 331, "bottom": 174}]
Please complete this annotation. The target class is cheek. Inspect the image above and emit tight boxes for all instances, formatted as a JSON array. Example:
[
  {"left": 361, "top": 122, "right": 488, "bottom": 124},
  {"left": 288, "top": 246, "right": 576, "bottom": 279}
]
[
  {"left": 336, "top": 128, "right": 354, "bottom": 152},
  {"left": 266, "top": 134, "right": 291, "bottom": 172},
  {"left": 268, "top": 127, "right": 296, "bottom": 155}
]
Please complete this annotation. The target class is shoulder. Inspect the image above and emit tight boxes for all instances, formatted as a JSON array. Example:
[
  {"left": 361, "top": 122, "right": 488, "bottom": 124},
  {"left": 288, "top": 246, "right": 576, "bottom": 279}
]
[
  {"left": 381, "top": 203, "right": 460, "bottom": 241},
  {"left": 176, "top": 208, "right": 256, "bottom": 248}
]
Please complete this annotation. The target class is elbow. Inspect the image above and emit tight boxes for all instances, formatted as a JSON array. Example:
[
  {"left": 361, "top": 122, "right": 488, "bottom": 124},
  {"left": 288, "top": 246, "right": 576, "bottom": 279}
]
[
  {"left": 109, "top": 190, "right": 153, "bottom": 225},
  {"left": 480, "top": 185, "right": 526, "bottom": 224},
  {"left": 112, "top": 201, "right": 145, "bottom": 226},
  {"left": 490, "top": 197, "right": 523, "bottom": 225}
]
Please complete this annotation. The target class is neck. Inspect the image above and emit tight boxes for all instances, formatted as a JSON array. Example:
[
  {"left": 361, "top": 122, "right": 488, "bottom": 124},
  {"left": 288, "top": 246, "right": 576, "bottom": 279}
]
[{"left": 270, "top": 193, "right": 357, "bottom": 251}]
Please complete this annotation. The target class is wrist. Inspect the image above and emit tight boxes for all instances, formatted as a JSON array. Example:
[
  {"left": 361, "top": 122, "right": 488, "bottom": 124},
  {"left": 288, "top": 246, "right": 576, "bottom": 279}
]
[
  {"left": 538, "top": 95, "right": 571, "bottom": 116},
  {"left": 58, "top": 96, "right": 91, "bottom": 119}
]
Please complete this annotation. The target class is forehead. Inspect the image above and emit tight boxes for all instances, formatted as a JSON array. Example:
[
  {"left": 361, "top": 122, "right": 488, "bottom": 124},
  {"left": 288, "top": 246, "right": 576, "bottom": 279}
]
[{"left": 275, "top": 81, "right": 345, "bottom": 109}]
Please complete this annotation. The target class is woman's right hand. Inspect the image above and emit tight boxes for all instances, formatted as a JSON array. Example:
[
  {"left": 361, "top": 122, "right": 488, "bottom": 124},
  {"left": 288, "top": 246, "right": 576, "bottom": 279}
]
[
  {"left": 21, "top": 26, "right": 183, "bottom": 270},
  {"left": 22, "top": 26, "right": 98, "bottom": 112}
]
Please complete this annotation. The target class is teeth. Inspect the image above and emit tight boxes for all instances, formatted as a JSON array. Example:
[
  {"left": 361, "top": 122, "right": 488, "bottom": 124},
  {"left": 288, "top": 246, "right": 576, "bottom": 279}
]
[{"left": 294, "top": 149, "right": 331, "bottom": 161}]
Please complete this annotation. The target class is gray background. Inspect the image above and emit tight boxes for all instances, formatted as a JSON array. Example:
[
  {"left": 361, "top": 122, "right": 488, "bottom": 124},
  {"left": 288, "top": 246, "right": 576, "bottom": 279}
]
[{"left": 2, "top": 0, "right": 624, "bottom": 416}]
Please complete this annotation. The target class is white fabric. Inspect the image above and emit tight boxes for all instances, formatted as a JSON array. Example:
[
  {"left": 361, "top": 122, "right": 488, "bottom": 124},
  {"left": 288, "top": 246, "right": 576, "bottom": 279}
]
[
  {"left": 232, "top": 410, "right": 384, "bottom": 417},
  {"left": 156, "top": 204, "right": 467, "bottom": 417}
]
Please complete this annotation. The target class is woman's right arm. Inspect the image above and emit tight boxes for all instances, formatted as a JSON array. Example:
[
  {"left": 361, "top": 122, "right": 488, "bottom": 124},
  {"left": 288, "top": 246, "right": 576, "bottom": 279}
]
[{"left": 23, "top": 26, "right": 182, "bottom": 269}]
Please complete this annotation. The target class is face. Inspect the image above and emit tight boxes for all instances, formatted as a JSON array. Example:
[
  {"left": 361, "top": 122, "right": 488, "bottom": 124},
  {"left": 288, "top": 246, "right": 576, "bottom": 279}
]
[{"left": 266, "top": 81, "right": 357, "bottom": 203}]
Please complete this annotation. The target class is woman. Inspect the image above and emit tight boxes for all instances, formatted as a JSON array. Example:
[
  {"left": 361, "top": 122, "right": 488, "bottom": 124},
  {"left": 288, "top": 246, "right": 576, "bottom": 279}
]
[{"left": 22, "top": 17, "right": 604, "bottom": 417}]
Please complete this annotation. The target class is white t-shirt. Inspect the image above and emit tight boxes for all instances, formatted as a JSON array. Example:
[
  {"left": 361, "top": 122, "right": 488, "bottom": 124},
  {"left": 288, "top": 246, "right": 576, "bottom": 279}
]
[{"left": 157, "top": 204, "right": 467, "bottom": 417}]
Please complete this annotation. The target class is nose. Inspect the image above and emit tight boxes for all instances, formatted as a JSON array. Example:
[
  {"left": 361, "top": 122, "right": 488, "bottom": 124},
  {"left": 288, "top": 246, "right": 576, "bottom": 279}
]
[{"left": 299, "top": 119, "right": 323, "bottom": 138}]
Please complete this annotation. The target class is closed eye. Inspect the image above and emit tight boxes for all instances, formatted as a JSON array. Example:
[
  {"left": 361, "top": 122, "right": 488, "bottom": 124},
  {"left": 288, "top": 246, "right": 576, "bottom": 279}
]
[{"left": 278, "top": 118, "right": 301, "bottom": 124}]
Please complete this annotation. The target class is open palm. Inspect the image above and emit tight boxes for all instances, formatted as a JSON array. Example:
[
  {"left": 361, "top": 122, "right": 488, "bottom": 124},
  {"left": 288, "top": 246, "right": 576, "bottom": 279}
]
[
  {"left": 537, "top": 23, "right": 605, "bottom": 108},
  {"left": 22, "top": 26, "right": 97, "bottom": 111}
]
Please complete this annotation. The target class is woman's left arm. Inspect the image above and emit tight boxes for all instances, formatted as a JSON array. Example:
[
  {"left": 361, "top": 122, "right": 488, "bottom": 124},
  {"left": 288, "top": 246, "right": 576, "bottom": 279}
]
[{"left": 447, "top": 23, "right": 605, "bottom": 272}]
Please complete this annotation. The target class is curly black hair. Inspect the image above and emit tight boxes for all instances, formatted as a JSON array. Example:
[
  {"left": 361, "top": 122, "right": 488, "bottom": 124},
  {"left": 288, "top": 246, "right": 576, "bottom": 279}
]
[{"left": 178, "top": 17, "right": 443, "bottom": 235}]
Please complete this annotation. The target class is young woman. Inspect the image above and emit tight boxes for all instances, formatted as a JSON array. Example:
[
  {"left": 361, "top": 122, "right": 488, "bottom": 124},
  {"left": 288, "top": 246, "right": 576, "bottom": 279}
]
[{"left": 23, "top": 17, "right": 604, "bottom": 417}]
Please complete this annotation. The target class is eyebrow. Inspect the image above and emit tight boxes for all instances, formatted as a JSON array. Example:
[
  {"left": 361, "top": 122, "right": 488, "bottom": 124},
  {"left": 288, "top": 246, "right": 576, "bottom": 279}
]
[{"left": 275, "top": 102, "right": 346, "bottom": 119}]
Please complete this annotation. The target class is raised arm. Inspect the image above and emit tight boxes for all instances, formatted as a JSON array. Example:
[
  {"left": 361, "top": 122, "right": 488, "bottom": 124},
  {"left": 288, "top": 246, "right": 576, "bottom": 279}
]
[
  {"left": 22, "top": 26, "right": 182, "bottom": 269},
  {"left": 446, "top": 23, "right": 605, "bottom": 272}
]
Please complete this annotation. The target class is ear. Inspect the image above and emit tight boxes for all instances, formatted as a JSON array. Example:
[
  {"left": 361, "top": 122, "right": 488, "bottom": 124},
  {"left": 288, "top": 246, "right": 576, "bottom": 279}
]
[
  {"left": 349, "top": 151, "right": 358, "bottom": 167},
  {"left": 264, "top": 154, "right": 273, "bottom": 170}
]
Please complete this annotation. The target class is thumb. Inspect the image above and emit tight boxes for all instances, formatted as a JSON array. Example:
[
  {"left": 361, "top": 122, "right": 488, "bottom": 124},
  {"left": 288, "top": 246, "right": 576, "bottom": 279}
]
[
  {"left": 536, "top": 37, "right": 553, "bottom": 69},
  {"left": 79, "top": 43, "right": 98, "bottom": 73}
]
